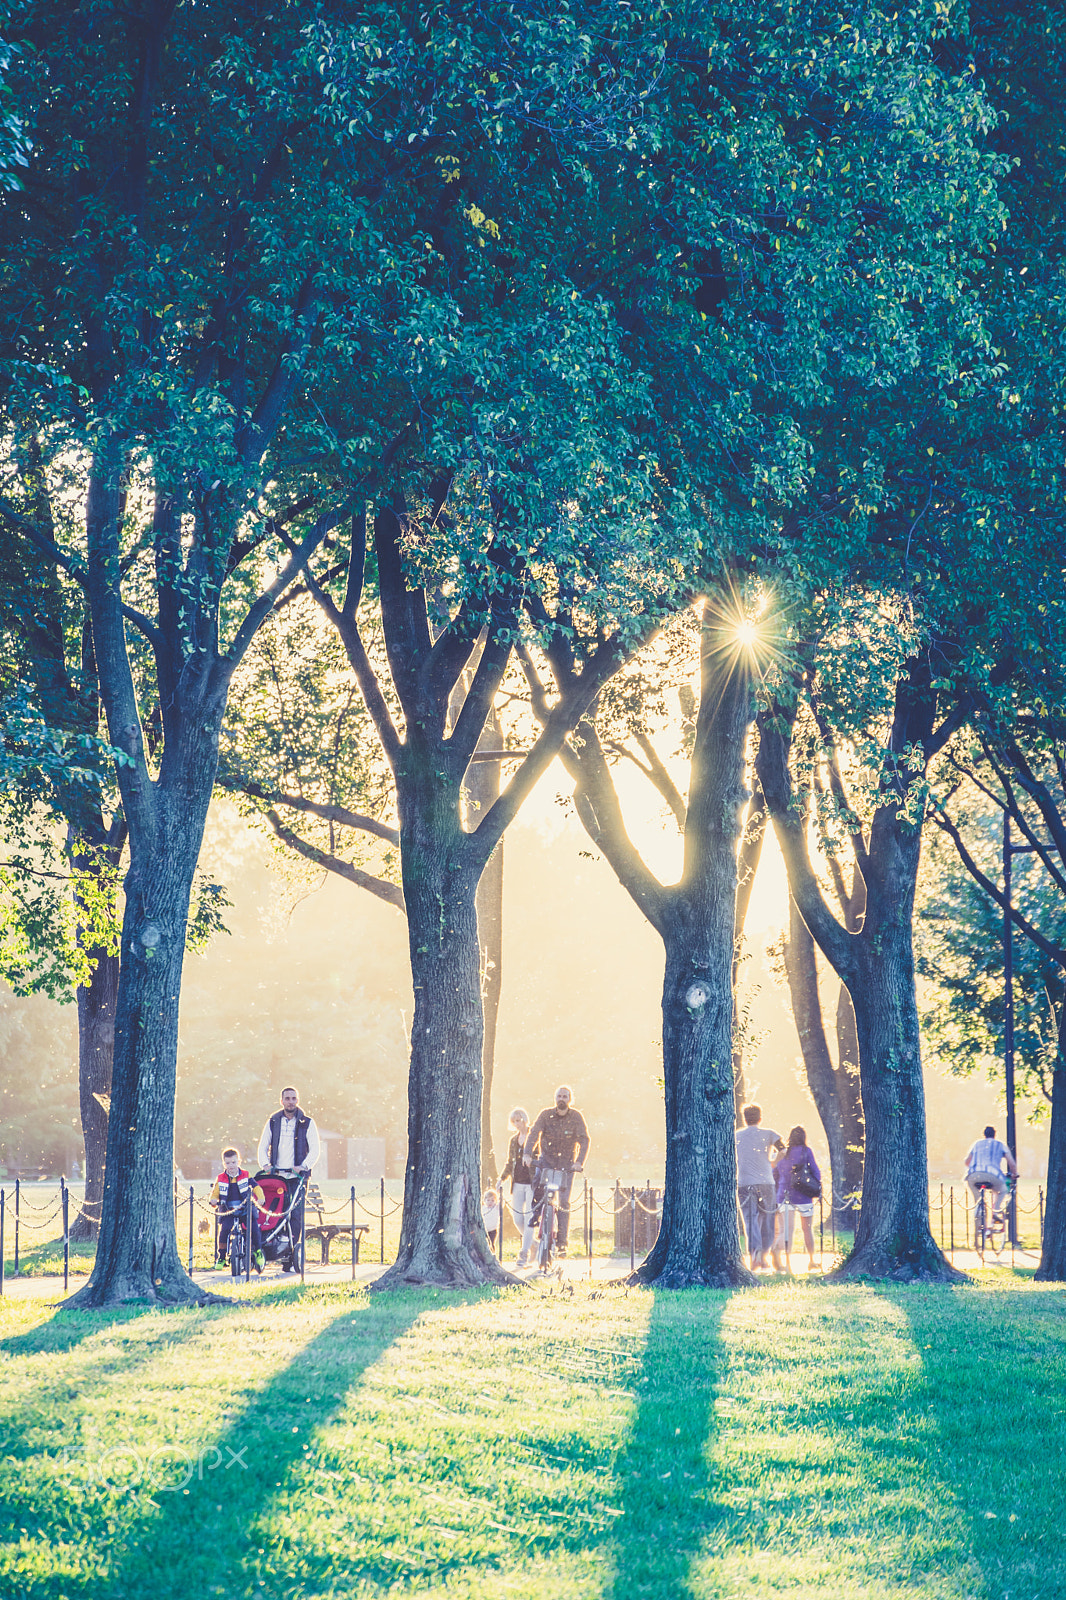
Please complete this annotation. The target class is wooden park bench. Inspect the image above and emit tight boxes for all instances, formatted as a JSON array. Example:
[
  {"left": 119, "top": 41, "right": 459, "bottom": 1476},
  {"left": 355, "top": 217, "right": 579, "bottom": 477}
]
[{"left": 303, "top": 1182, "right": 370, "bottom": 1265}]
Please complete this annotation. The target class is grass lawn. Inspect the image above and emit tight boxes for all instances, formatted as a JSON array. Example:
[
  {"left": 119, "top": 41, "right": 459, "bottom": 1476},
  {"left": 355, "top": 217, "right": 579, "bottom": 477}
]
[{"left": 1, "top": 1271, "right": 1064, "bottom": 1599}]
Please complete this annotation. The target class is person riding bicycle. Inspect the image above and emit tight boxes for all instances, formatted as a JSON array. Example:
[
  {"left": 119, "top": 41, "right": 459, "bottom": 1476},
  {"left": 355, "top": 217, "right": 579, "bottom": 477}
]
[
  {"left": 523, "top": 1084, "right": 590, "bottom": 1258},
  {"left": 964, "top": 1125, "right": 1019, "bottom": 1221},
  {"left": 209, "top": 1147, "right": 266, "bottom": 1271}
]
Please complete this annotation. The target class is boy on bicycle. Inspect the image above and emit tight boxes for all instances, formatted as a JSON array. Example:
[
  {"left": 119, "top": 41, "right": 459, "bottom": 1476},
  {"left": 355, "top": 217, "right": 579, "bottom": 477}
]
[
  {"left": 209, "top": 1148, "right": 266, "bottom": 1270},
  {"left": 963, "top": 1125, "right": 1019, "bottom": 1221}
]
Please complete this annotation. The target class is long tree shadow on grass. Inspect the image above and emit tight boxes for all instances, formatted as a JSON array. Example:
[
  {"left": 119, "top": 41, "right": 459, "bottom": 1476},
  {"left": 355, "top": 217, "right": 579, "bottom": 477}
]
[
  {"left": 894, "top": 1281, "right": 1066, "bottom": 1600},
  {"left": 603, "top": 1289, "right": 727, "bottom": 1600},
  {"left": 17, "top": 1286, "right": 428, "bottom": 1600}
]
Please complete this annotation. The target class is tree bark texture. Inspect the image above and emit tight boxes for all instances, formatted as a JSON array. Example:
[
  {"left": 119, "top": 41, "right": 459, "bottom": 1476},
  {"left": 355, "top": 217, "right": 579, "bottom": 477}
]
[
  {"left": 834, "top": 982, "right": 865, "bottom": 1211},
  {"left": 476, "top": 839, "right": 504, "bottom": 1187},
  {"left": 731, "top": 787, "right": 766, "bottom": 1121},
  {"left": 377, "top": 774, "right": 510, "bottom": 1287},
  {"left": 71, "top": 466, "right": 229, "bottom": 1306},
  {"left": 1036, "top": 1003, "right": 1066, "bottom": 1280},
  {"left": 838, "top": 810, "right": 957, "bottom": 1279},
  {"left": 464, "top": 707, "right": 504, "bottom": 1187},
  {"left": 634, "top": 654, "right": 755, "bottom": 1287},
  {"left": 69, "top": 950, "right": 118, "bottom": 1243},
  {"left": 68, "top": 774, "right": 220, "bottom": 1306},
  {"left": 782, "top": 897, "right": 853, "bottom": 1227}
]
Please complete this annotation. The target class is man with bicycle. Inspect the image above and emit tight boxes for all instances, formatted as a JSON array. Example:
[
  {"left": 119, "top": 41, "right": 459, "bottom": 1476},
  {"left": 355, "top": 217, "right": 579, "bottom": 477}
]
[
  {"left": 523, "top": 1084, "right": 590, "bottom": 1258},
  {"left": 964, "top": 1124, "right": 1019, "bottom": 1221}
]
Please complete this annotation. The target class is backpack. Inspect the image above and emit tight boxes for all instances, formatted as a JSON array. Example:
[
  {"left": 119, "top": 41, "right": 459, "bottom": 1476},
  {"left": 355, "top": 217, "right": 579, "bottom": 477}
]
[{"left": 792, "top": 1157, "right": 821, "bottom": 1199}]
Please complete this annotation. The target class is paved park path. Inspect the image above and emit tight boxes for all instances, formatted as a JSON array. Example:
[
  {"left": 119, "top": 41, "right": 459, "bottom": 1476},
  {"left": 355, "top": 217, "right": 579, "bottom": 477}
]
[{"left": 0, "top": 1246, "right": 1042, "bottom": 1303}]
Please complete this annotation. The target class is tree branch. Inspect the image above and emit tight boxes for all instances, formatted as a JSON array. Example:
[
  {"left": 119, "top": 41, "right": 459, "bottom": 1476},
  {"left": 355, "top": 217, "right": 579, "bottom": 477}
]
[
  {"left": 218, "top": 773, "right": 399, "bottom": 845},
  {"left": 373, "top": 506, "right": 433, "bottom": 722},
  {"left": 264, "top": 809, "right": 405, "bottom": 912},
  {"left": 219, "top": 499, "right": 351, "bottom": 678},
  {"left": 304, "top": 574, "right": 403, "bottom": 773},
  {"left": 929, "top": 802, "right": 1066, "bottom": 968},
  {"left": 755, "top": 708, "right": 858, "bottom": 984},
  {"left": 566, "top": 718, "right": 670, "bottom": 935},
  {"left": 235, "top": 274, "right": 318, "bottom": 466},
  {"left": 463, "top": 627, "right": 650, "bottom": 876},
  {"left": 447, "top": 635, "right": 512, "bottom": 776}
]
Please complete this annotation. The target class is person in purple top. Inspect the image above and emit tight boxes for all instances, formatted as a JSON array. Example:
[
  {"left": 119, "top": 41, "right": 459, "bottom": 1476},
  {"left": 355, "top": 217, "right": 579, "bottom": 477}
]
[{"left": 773, "top": 1126, "right": 821, "bottom": 1272}]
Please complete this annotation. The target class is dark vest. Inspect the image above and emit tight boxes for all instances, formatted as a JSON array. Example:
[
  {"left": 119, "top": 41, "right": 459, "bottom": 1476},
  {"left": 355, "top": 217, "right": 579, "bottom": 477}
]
[{"left": 269, "top": 1109, "right": 310, "bottom": 1168}]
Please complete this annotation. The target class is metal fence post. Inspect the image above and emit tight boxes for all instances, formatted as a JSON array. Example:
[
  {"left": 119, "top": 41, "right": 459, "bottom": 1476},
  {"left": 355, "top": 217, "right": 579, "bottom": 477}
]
[
  {"left": 351, "top": 1186, "right": 357, "bottom": 1282},
  {"left": 245, "top": 1187, "right": 253, "bottom": 1283},
  {"left": 589, "top": 1186, "right": 594, "bottom": 1269},
  {"left": 380, "top": 1176, "right": 385, "bottom": 1265},
  {"left": 62, "top": 1178, "right": 69, "bottom": 1293},
  {"left": 13, "top": 1178, "right": 19, "bottom": 1274},
  {"left": 949, "top": 1186, "right": 955, "bottom": 1261},
  {"left": 188, "top": 1186, "right": 195, "bottom": 1273},
  {"left": 0, "top": 1187, "right": 5, "bottom": 1297},
  {"left": 1040, "top": 1184, "right": 1045, "bottom": 1246},
  {"left": 629, "top": 1187, "right": 636, "bottom": 1274},
  {"left": 818, "top": 1194, "right": 823, "bottom": 1269},
  {"left": 300, "top": 1180, "right": 306, "bottom": 1284}
]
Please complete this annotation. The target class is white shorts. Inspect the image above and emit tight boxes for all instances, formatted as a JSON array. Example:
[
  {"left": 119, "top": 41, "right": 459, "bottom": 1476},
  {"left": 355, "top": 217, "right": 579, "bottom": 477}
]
[{"left": 780, "top": 1201, "right": 814, "bottom": 1218}]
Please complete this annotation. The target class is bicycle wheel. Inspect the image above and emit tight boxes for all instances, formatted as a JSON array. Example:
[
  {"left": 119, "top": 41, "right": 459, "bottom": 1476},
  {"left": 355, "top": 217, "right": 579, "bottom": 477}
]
[
  {"left": 974, "top": 1193, "right": 987, "bottom": 1260},
  {"left": 537, "top": 1201, "right": 554, "bottom": 1271},
  {"left": 230, "top": 1223, "right": 246, "bottom": 1279}
]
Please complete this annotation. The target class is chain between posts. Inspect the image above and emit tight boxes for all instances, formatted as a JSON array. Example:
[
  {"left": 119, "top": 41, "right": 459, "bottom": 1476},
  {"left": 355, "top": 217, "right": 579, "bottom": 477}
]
[{"left": 0, "top": 1178, "right": 1054, "bottom": 1284}]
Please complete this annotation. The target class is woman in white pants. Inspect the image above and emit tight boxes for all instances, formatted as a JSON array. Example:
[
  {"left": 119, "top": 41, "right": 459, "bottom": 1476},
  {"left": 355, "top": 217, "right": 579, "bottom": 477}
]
[{"left": 500, "top": 1108, "right": 537, "bottom": 1267}]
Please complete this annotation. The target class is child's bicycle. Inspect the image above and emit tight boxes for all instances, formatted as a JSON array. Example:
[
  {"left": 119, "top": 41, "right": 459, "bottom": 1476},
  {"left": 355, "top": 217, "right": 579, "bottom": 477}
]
[
  {"left": 534, "top": 1169, "right": 565, "bottom": 1275},
  {"left": 220, "top": 1202, "right": 263, "bottom": 1280},
  {"left": 973, "top": 1177, "right": 1010, "bottom": 1262}
]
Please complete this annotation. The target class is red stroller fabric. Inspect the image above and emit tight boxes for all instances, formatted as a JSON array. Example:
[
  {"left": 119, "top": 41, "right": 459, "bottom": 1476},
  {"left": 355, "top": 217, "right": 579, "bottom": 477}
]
[{"left": 257, "top": 1175, "right": 288, "bottom": 1231}]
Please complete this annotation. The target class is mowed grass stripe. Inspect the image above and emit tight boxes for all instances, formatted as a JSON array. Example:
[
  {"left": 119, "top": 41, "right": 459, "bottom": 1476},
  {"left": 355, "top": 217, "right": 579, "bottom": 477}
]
[{"left": 2, "top": 1278, "right": 1066, "bottom": 1598}]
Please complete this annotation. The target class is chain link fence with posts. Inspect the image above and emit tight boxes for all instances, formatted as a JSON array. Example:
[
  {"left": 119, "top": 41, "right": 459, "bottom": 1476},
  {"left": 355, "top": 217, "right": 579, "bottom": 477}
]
[{"left": 0, "top": 1175, "right": 1048, "bottom": 1292}]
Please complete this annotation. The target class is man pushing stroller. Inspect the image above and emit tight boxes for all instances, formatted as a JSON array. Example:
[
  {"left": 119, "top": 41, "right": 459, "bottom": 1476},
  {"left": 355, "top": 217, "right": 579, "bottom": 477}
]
[{"left": 255, "top": 1086, "right": 321, "bottom": 1271}]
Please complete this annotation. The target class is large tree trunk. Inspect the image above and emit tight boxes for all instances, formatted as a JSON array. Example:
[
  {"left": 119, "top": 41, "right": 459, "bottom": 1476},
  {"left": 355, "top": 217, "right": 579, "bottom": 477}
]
[
  {"left": 68, "top": 949, "right": 118, "bottom": 1244},
  {"left": 635, "top": 657, "right": 754, "bottom": 1288},
  {"left": 465, "top": 707, "right": 504, "bottom": 1187},
  {"left": 836, "top": 813, "right": 961, "bottom": 1282},
  {"left": 731, "top": 787, "right": 766, "bottom": 1121},
  {"left": 476, "top": 838, "right": 504, "bottom": 1187},
  {"left": 376, "top": 782, "right": 509, "bottom": 1287},
  {"left": 834, "top": 981, "right": 865, "bottom": 1210},
  {"left": 1036, "top": 1002, "right": 1066, "bottom": 1280},
  {"left": 69, "top": 712, "right": 223, "bottom": 1307},
  {"left": 756, "top": 660, "right": 959, "bottom": 1283},
  {"left": 782, "top": 897, "right": 851, "bottom": 1228}
]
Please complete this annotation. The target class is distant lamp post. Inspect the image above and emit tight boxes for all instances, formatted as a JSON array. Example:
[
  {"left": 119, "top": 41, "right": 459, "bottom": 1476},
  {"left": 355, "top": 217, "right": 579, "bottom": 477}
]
[
  {"left": 1003, "top": 812, "right": 1017, "bottom": 1175},
  {"left": 1003, "top": 813, "right": 1038, "bottom": 1246}
]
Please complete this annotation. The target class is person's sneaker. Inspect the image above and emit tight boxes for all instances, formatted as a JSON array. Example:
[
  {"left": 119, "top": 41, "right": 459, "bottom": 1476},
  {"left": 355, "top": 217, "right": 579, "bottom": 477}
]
[
  {"left": 213, "top": 1256, "right": 228, "bottom": 1270},
  {"left": 253, "top": 1250, "right": 265, "bottom": 1272},
  {"left": 514, "top": 1256, "right": 529, "bottom": 1270},
  {"left": 556, "top": 1246, "right": 567, "bottom": 1258}
]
